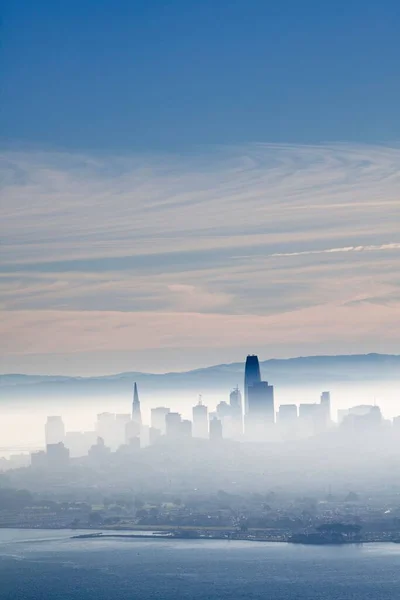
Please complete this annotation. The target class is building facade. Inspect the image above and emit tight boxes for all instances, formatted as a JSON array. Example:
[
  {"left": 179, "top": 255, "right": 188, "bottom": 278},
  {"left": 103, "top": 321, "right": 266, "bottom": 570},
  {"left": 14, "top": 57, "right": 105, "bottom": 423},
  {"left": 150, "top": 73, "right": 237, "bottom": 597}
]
[{"left": 244, "top": 355, "right": 261, "bottom": 414}]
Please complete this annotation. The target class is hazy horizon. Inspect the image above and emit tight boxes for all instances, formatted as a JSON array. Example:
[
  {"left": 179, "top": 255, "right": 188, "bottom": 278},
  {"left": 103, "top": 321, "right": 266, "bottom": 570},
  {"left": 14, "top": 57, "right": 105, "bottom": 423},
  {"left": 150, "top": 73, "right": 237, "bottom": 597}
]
[{"left": 1, "top": 350, "right": 399, "bottom": 378}]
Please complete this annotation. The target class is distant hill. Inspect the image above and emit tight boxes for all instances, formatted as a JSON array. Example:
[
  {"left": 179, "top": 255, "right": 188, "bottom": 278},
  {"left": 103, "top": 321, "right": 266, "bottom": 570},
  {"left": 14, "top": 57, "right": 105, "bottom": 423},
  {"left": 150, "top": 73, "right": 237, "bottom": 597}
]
[{"left": 1, "top": 354, "right": 399, "bottom": 400}]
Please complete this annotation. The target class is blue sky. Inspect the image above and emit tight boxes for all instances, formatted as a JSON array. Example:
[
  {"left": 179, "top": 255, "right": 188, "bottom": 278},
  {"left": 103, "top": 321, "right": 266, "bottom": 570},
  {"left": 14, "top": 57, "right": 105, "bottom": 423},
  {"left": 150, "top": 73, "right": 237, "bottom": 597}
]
[
  {"left": 1, "top": 1, "right": 400, "bottom": 374},
  {"left": 2, "top": 0, "right": 400, "bottom": 151}
]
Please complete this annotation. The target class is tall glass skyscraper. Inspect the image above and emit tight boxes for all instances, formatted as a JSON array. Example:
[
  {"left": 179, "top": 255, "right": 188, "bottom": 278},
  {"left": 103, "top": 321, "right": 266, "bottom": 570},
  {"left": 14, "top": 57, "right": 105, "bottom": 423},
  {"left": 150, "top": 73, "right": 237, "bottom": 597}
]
[
  {"left": 247, "top": 381, "right": 275, "bottom": 423},
  {"left": 244, "top": 355, "right": 261, "bottom": 414},
  {"left": 245, "top": 381, "right": 275, "bottom": 440}
]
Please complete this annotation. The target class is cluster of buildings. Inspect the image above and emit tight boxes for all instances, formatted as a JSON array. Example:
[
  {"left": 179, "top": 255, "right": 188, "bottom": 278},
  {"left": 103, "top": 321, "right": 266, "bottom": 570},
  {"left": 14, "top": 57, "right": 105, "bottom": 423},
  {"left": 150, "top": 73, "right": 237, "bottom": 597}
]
[{"left": 30, "top": 354, "right": 394, "bottom": 469}]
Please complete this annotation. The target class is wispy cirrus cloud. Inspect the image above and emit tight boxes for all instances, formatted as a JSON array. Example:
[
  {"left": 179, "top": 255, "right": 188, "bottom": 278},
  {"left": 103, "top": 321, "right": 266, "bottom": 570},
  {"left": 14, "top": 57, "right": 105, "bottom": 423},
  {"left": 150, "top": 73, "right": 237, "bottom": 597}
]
[
  {"left": 268, "top": 243, "right": 400, "bottom": 258},
  {"left": 1, "top": 142, "right": 400, "bottom": 373}
]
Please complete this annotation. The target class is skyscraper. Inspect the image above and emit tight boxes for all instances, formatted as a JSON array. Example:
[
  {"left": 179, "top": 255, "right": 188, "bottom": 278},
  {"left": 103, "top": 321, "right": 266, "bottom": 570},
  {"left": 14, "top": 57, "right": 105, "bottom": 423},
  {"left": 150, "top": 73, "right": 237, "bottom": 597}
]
[
  {"left": 298, "top": 403, "right": 324, "bottom": 437},
  {"left": 115, "top": 414, "right": 131, "bottom": 446},
  {"left": 192, "top": 398, "right": 208, "bottom": 439},
  {"left": 229, "top": 386, "right": 243, "bottom": 436},
  {"left": 125, "top": 419, "right": 141, "bottom": 444},
  {"left": 45, "top": 416, "right": 65, "bottom": 446},
  {"left": 277, "top": 404, "right": 298, "bottom": 424},
  {"left": 216, "top": 400, "right": 233, "bottom": 438},
  {"left": 247, "top": 381, "right": 275, "bottom": 423},
  {"left": 244, "top": 355, "right": 261, "bottom": 414},
  {"left": 46, "top": 442, "right": 70, "bottom": 469},
  {"left": 209, "top": 416, "right": 223, "bottom": 441},
  {"left": 132, "top": 382, "right": 142, "bottom": 425},
  {"left": 277, "top": 404, "right": 298, "bottom": 440},
  {"left": 230, "top": 387, "right": 242, "bottom": 413},
  {"left": 88, "top": 437, "right": 111, "bottom": 464},
  {"left": 165, "top": 412, "right": 182, "bottom": 438},
  {"left": 181, "top": 419, "right": 192, "bottom": 437},
  {"left": 96, "top": 412, "right": 116, "bottom": 447},
  {"left": 216, "top": 401, "right": 231, "bottom": 420},
  {"left": 64, "top": 431, "right": 97, "bottom": 458},
  {"left": 245, "top": 381, "right": 275, "bottom": 440},
  {"left": 320, "top": 391, "right": 331, "bottom": 426},
  {"left": 151, "top": 407, "right": 170, "bottom": 434}
]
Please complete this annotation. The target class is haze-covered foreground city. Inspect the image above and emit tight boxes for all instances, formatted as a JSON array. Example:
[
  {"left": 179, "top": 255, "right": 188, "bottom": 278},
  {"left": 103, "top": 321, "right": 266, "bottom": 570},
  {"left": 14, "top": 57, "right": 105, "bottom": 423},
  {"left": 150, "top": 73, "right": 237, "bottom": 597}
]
[{"left": 2, "top": 354, "right": 400, "bottom": 547}]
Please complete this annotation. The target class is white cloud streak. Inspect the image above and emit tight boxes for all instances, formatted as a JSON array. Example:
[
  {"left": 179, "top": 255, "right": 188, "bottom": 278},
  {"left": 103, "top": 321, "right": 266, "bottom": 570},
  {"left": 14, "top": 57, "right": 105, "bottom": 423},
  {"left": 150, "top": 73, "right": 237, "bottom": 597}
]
[{"left": 269, "top": 243, "right": 400, "bottom": 258}]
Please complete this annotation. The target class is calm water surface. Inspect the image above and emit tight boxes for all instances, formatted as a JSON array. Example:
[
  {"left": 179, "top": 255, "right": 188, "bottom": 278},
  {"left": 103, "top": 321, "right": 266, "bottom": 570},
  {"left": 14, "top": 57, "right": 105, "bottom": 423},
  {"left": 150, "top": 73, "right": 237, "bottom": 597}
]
[{"left": 1, "top": 529, "right": 400, "bottom": 599}]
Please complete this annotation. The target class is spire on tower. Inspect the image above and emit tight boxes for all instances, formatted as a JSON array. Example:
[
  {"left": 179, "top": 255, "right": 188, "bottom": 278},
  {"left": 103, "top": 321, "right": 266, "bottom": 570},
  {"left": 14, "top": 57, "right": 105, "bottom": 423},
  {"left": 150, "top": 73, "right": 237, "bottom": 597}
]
[{"left": 132, "top": 382, "right": 142, "bottom": 425}]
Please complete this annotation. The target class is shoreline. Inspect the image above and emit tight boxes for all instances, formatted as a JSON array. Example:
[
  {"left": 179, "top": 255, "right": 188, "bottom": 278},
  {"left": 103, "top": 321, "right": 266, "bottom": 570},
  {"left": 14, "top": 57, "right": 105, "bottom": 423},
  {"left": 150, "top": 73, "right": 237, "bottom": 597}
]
[
  {"left": 69, "top": 532, "right": 374, "bottom": 546},
  {"left": 1, "top": 526, "right": 398, "bottom": 546},
  {"left": 0, "top": 527, "right": 388, "bottom": 546}
]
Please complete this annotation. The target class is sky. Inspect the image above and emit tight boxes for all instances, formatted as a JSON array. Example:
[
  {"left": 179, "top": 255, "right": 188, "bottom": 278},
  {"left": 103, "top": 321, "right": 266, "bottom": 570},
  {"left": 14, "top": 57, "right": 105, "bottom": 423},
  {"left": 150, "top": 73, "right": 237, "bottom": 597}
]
[{"left": 1, "top": 0, "right": 400, "bottom": 375}]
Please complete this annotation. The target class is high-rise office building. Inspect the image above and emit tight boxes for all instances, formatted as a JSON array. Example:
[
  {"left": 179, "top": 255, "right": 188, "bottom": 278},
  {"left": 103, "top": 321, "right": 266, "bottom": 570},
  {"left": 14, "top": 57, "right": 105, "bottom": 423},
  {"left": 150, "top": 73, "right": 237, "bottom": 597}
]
[
  {"left": 88, "top": 437, "right": 111, "bottom": 464},
  {"left": 340, "top": 405, "right": 383, "bottom": 433},
  {"left": 96, "top": 412, "right": 116, "bottom": 447},
  {"left": 31, "top": 450, "right": 47, "bottom": 469},
  {"left": 116, "top": 436, "right": 141, "bottom": 455},
  {"left": 245, "top": 381, "right": 274, "bottom": 440},
  {"left": 299, "top": 403, "right": 319, "bottom": 419},
  {"left": 64, "top": 431, "right": 97, "bottom": 458},
  {"left": 230, "top": 387, "right": 242, "bottom": 412},
  {"left": 277, "top": 404, "right": 298, "bottom": 440},
  {"left": 149, "top": 427, "right": 162, "bottom": 445},
  {"left": 181, "top": 419, "right": 192, "bottom": 437},
  {"left": 299, "top": 402, "right": 320, "bottom": 421},
  {"left": 125, "top": 419, "right": 141, "bottom": 444},
  {"left": 320, "top": 391, "right": 331, "bottom": 426},
  {"left": 247, "top": 382, "right": 274, "bottom": 421},
  {"left": 165, "top": 412, "right": 182, "bottom": 438},
  {"left": 209, "top": 417, "right": 223, "bottom": 441},
  {"left": 216, "top": 401, "right": 233, "bottom": 438},
  {"left": 393, "top": 416, "right": 400, "bottom": 432},
  {"left": 45, "top": 416, "right": 65, "bottom": 446},
  {"left": 277, "top": 404, "right": 298, "bottom": 423},
  {"left": 229, "top": 386, "right": 243, "bottom": 437},
  {"left": 46, "top": 442, "right": 70, "bottom": 468},
  {"left": 151, "top": 407, "right": 170, "bottom": 434},
  {"left": 132, "top": 382, "right": 142, "bottom": 424},
  {"left": 139, "top": 424, "right": 151, "bottom": 447},
  {"left": 368, "top": 405, "right": 382, "bottom": 425},
  {"left": 298, "top": 403, "right": 326, "bottom": 437},
  {"left": 244, "top": 355, "right": 261, "bottom": 414},
  {"left": 216, "top": 401, "right": 231, "bottom": 420},
  {"left": 192, "top": 399, "right": 209, "bottom": 439},
  {"left": 115, "top": 414, "right": 131, "bottom": 446}
]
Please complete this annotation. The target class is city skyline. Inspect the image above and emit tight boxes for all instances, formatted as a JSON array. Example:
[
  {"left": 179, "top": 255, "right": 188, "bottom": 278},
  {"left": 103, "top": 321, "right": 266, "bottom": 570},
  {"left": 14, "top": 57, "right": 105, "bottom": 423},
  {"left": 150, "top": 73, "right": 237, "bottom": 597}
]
[
  {"left": 23, "top": 353, "right": 397, "bottom": 460},
  {"left": 14, "top": 352, "right": 394, "bottom": 479},
  {"left": 3, "top": 353, "right": 400, "bottom": 539}
]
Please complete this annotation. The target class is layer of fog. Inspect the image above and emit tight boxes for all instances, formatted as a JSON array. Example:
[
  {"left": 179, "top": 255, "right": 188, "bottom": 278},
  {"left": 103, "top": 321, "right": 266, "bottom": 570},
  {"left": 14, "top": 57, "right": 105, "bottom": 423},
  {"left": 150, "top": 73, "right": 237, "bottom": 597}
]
[{"left": 1, "top": 380, "right": 399, "bottom": 453}]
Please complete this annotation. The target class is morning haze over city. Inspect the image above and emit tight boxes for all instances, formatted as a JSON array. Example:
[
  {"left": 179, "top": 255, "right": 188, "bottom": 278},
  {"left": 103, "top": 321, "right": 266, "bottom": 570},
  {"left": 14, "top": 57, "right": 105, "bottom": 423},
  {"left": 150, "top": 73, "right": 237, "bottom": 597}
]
[{"left": 1, "top": 1, "right": 400, "bottom": 599}]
